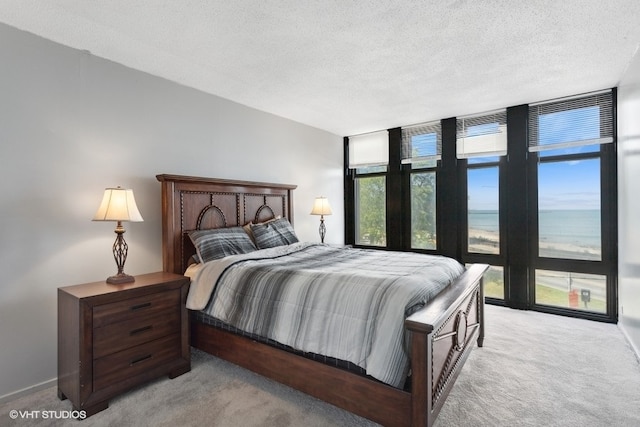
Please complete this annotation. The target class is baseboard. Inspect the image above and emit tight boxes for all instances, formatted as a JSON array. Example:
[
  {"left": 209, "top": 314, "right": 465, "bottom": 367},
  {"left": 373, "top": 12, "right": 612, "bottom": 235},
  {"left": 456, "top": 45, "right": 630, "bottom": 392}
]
[
  {"left": 0, "top": 378, "right": 57, "bottom": 405},
  {"left": 618, "top": 322, "right": 640, "bottom": 363}
]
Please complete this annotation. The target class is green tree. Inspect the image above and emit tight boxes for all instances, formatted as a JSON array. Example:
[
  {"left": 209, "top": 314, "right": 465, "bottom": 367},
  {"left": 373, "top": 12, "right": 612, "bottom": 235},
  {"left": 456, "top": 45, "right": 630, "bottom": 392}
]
[
  {"left": 411, "top": 172, "right": 436, "bottom": 249},
  {"left": 356, "top": 172, "right": 436, "bottom": 248},
  {"left": 357, "top": 176, "right": 386, "bottom": 245}
]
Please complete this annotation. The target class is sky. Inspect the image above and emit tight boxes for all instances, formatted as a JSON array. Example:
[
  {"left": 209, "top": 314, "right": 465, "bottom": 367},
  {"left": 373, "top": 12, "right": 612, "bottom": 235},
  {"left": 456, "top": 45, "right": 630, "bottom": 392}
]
[
  {"left": 467, "top": 105, "right": 603, "bottom": 211},
  {"left": 467, "top": 155, "right": 601, "bottom": 211}
]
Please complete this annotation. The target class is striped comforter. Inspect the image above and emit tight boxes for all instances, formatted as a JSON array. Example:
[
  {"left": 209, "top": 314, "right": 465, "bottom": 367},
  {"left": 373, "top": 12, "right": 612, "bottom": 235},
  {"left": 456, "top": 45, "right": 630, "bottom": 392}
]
[{"left": 188, "top": 242, "right": 464, "bottom": 388}]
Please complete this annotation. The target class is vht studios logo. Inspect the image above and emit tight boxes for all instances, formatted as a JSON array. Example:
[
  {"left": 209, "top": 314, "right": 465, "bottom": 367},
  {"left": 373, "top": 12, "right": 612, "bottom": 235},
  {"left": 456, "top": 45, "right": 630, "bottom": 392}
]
[{"left": 9, "top": 409, "right": 87, "bottom": 420}]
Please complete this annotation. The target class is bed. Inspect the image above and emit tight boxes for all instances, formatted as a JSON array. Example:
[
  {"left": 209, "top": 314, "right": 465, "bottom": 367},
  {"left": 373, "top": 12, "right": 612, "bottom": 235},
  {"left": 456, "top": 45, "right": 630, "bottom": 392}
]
[{"left": 157, "top": 173, "right": 488, "bottom": 427}]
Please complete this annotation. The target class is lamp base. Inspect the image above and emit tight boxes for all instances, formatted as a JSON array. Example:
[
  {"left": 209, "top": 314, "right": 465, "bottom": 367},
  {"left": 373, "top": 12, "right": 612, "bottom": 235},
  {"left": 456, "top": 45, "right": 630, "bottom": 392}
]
[{"left": 106, "top": 273, "right": 135, "bottom": 284}]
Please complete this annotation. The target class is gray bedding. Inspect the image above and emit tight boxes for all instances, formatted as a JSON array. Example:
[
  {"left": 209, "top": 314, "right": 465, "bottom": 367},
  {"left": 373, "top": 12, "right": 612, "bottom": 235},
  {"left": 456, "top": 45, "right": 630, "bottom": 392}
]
[{"left": 190, "top": 242, "right": 464, "bottom": 388}]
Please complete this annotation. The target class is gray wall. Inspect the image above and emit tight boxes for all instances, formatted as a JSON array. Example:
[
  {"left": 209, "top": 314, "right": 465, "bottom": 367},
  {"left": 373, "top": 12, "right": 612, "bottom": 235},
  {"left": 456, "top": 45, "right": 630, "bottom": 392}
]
[
  {"left": 617, "top": 47, "right": 640, "bottom": 356},
  {"left": 0, "top": 23, "right": 344, "bottom": 399}
]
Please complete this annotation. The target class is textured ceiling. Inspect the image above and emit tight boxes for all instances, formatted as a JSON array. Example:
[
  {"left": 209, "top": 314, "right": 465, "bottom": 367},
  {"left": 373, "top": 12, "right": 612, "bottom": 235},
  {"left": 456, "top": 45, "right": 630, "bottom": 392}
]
[{"left": 1, "top": 1, "right": 639, "bottom": 136}]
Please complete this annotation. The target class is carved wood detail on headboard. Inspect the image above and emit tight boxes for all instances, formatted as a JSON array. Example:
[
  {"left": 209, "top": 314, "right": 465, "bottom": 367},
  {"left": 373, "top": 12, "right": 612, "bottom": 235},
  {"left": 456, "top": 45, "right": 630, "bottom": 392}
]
[
  {"left": 195, "top": 204, "right": 228, "bottom": 230},
  {"left": 254, "top": 204, "right": 276, "bottom": 223},
  {"left": 157, "top": 174, "right": 296, "bottom": 275}
]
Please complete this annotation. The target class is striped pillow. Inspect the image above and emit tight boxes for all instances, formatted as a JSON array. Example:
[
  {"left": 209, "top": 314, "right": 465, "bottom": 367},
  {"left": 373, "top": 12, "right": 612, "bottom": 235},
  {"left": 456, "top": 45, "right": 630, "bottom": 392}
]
[
  {"left": 189, "top": 227, "right": 257, "bottom": 263},
  {"left": 250, "top": 217, "right": 299, "bottom": 249},
  {"left": 243, "top": 215, "right": 281, "bottom": 244}
]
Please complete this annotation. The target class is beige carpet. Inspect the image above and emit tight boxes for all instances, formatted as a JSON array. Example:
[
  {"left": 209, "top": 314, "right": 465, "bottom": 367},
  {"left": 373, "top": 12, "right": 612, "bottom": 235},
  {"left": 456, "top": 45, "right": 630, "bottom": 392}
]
[{"left": 2, "top": 305, "right": 639, "bottom": 426}]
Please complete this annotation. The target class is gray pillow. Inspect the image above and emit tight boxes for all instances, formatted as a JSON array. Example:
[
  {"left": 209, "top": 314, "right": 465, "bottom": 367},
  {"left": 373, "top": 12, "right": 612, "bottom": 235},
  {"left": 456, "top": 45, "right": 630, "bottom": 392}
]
[
  {"left": 250, "top": 217, "right": 299, "bottom": 249},
  {"left": 189, "top": 227, "right": 257, "bottom": 263}
]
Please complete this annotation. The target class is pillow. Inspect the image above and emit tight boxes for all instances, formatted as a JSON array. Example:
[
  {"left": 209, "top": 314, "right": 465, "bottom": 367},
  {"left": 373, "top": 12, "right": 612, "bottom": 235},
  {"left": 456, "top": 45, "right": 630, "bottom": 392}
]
[
  {"left": 189, "top": 227, "right": 257, "bottom": 263},
  {"left": 243, "top": 215, "right": 281, "bottom": 244},
  {"left": 250, "top": 217, "right": 299, "bottom": 249}
]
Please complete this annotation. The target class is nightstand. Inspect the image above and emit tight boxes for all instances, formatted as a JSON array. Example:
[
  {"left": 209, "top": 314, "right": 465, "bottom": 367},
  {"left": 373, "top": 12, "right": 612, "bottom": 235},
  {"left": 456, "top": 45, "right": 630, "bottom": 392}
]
[{"left": 57, "top": 272, "right": 191, "bottom": 418}]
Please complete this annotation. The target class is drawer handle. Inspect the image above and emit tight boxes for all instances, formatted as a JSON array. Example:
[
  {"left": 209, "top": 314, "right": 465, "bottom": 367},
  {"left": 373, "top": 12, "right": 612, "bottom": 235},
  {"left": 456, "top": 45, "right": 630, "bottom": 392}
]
[
  {"left": 130, "top": 354, "right": 152, "bottom": 366},
  {"left": 130, "top": 325, "right": 153, "bottom": 336},
  {"left": 130, "top": 302, "right": 152, "bottom": 311}
]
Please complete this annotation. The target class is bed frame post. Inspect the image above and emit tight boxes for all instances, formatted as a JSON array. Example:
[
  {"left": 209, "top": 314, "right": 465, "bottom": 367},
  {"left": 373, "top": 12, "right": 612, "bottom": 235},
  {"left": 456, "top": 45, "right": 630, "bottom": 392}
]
[
  {"left": 410, "top": 331, "right": 433, "bottom": 426},
  {"left": 157, "top": 176, "right": 178, "bottom": 274}
]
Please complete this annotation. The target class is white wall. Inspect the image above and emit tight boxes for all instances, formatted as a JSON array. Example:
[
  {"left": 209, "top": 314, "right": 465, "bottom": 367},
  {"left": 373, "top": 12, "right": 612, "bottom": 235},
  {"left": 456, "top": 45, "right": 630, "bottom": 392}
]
[
  {"left": 617, "top": 46, "right": 640, "bottom": 357},
  {"left": 0, "top": 23, "right": 344, "bottom": 399}
]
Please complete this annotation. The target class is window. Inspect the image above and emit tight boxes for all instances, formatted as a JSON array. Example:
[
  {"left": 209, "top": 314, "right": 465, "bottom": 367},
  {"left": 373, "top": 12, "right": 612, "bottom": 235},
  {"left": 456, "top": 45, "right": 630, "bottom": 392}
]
[
  {"left": 457, "top": 110, "right": 507, "bottom": 160},
  {"left": 355, "top": 175, "right": 386, "bottom": 246},
  {"left": 343, "top": 90, "right": 616, "bottom": 322},
  {"left": 348, "top": 131, "right": 389, "bottom": 170},
  {"left": 467, "top": 167, "right": 500, "bottom": 255},
  {"left": 535, "top": 270, "right": 606, "bottom": 314},
  {"left": 529, "top": 90, "right": 614, "bottom": 316},
  {"left": 458, "top": 111, "right": 507, "bottom": 299},
  {"left": 537, "top": 159, "right": 601, "bottom": 261},
  {"left": 347, "top": 131, "right": 389, "bottom": 247},
  {"left": 410, "top": 172, "right": 436, "bottom": 249},
  {"left": 402, "top": 122, "right": 441, "bottom": 250},
  {"left": 401, "top": 122, "right": 441, "bottom": 165},
  {"left": 529, "top": 91, "right": 613, "bottom": 154},
  {"left": 483, "top": 265, "right": 505, "bottom": 299}
]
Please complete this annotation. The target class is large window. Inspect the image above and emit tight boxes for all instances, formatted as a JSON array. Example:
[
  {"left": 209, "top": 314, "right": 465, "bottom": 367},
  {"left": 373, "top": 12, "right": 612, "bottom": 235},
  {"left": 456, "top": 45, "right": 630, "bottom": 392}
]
[
  {"left": 344, "top": 90, "right": 616, "bottom": 322},
  {"left": 529, "top": 90, "right": 614, "bottom": 316}
]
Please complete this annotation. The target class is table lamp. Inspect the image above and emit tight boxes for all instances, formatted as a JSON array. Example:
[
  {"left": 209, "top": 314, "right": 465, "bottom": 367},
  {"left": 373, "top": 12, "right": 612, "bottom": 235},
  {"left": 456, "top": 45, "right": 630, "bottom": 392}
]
[
  {"left": 310, "top": 196, "right": 332, "bottom": 243},
  {"left": 93, "top": 186, "right": 144, "bottom": 284}
]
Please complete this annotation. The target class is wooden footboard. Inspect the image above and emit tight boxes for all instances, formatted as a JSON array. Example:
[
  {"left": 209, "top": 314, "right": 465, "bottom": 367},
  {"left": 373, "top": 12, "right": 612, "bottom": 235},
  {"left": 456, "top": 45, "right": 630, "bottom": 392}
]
[{"left": 406, "top": 264, "right": 488, "bottom": 427}]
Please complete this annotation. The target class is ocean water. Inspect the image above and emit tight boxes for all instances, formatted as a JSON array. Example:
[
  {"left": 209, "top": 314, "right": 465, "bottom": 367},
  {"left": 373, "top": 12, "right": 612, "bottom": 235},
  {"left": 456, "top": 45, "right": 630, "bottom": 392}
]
[{"left": 468, "top": 209, "right": 600, "bottom": 249}]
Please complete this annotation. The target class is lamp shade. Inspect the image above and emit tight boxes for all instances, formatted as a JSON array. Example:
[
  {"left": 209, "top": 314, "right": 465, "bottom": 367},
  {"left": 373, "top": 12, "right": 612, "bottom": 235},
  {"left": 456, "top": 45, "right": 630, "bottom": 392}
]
[
  {"left": 310, "top": 197, "right": 333, "bottom": 216},
  {"left": 93, "top": 187, "right": 144, "bottom": 222}
]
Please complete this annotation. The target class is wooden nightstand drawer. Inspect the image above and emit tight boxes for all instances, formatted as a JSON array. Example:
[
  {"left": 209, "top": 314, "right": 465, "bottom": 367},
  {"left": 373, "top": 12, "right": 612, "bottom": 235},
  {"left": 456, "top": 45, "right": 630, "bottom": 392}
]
[
  {"left": 93, "top": 288, "right": 180, "bottom": 328},
  {"left": 93, "top": 308, "right": 181, "bottom": 359},
  {"left": 93, "top": 333, "right": 181, "bottom": 391}
]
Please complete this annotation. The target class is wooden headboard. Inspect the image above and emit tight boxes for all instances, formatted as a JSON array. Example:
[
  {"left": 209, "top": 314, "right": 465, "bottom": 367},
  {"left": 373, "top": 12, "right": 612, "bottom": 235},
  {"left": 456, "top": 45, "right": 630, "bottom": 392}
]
[{"left": 156, "top": 174, "right": 297, "bottom": 275}]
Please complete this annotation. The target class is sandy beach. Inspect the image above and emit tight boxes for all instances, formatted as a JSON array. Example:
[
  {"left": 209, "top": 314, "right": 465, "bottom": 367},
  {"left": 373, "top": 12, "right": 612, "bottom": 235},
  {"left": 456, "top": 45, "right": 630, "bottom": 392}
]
[{"left": 468, "top": 228, "right": 601, "bottom": 260}]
